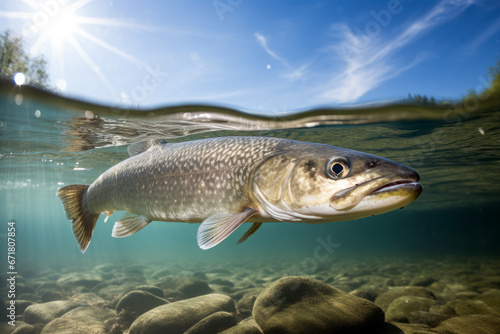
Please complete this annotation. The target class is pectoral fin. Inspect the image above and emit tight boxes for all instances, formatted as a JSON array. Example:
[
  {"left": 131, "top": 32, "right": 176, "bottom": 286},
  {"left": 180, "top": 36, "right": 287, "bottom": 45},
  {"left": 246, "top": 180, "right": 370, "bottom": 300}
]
[
  {"left": 237, "top": 222, "right": 263, "bottom": 244},
  {"left": 111, "top": 212, "right": 151, "bottom": 238},
  {"left": 197, "top": 208, "right": 258, "bottom": 250}
]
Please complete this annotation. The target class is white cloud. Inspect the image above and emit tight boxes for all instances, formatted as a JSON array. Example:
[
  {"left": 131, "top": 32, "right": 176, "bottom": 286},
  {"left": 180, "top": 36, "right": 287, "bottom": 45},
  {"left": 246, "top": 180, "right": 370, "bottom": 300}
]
[
  {"left": 467, "top": 16, "right": 500, "bottom": 52},
  {"left": 254, "top": 32, "right": 308, "bottom": 82},
  {"left": 320, "top": 0, "right": 475, "bottom": 103}
]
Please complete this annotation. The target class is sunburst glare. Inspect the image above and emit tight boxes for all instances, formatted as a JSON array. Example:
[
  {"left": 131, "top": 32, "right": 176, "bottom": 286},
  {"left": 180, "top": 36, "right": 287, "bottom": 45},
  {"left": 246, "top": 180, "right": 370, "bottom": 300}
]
[{"left": 0, "top": 0, "right": 143, "bottom": 97}]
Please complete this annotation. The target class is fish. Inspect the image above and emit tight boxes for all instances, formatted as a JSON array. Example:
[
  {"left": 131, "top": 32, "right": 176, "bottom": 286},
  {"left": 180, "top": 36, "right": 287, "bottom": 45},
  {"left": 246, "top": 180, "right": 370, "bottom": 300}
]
[{"left": 56, "top": 136, "right": 422, "bottom": 253}]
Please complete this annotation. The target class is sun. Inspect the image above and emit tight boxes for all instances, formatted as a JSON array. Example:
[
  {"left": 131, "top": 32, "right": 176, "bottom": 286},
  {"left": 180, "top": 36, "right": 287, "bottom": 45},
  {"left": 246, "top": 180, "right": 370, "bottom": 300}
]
[
  {"left": 0, "top": 0, "right": 145, "bottom": 96},
  {"left": 43, "top": 5, "right": 78, "bottom": 43}
]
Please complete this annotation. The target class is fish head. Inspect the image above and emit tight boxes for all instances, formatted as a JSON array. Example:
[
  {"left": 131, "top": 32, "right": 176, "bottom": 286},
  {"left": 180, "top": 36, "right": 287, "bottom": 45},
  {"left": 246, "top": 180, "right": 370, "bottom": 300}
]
[{"left": 252, "top": 143, "right": 422, "bottom": 222}]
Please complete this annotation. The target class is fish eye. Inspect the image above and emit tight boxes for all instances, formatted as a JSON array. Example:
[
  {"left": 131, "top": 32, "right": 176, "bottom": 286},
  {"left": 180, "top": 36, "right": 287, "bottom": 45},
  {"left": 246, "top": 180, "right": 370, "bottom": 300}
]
[{"left": 326, "top": 158, "right": 349, "bottom": 180}]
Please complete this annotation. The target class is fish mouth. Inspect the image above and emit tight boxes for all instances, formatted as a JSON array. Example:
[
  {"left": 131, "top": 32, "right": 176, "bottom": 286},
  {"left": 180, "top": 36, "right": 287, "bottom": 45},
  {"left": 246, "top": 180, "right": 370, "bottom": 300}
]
[
  {"left": 369, "top": 178, "right": 422, "bottom": 195},
  {"left": 330, "top": 175, "right": 422, "bottom": 211}
]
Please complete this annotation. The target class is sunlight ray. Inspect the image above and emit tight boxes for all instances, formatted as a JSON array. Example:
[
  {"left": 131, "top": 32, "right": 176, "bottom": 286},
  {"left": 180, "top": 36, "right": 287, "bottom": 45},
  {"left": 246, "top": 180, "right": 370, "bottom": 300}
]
[
  {"left": 69, "top": 0, "right": 94, "bottom": 12},
  {"left": 72, "top": 25, "right": 146, "bottom": 67},
  {"left": 0, "top": 11, "right": 33, "bottom": 19},
  {"left": 66, "top": 34, "right": 117, "bottom": 95}
]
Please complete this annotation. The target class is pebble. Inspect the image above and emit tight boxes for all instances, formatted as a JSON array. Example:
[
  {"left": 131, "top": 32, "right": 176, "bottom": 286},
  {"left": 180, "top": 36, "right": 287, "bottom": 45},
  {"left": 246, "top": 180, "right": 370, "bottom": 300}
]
[
  {"left": 253, "top": 276, "right": 385, "bottom": 334},
  {"left": 129, "top": 293, "right": 235, "bottom": 334}
]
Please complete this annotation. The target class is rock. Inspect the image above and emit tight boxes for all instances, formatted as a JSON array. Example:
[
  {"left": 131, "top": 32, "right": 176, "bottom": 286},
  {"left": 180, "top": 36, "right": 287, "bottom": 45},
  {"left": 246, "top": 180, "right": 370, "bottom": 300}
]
[
  {"left": 162, "top": 289, "right": 187, "bottom": 302},
  {"left": 70, "top": 292, "right": 105, "bottom": 305},
  {"left": 449, "top": 299, "right": 500, "bottom": 316},
  {"left": 385, "top": 296, "right": 439, "bottom": 322},
  {"left": 1, "top": 322, "right": 33, "bottom": 334},
  {"left": 350, "top": 288, "right": 378, "bottom": 302},
  {"left": 409, "top": 275, "right": 435, "bottom": 287},
  {"left": 184, "top": 311, "right": 237, "bottom": 334},
  {"left": 407, "top": 310, "right": 449, "bottom": 327},
  {"left": 16, "top": 284, "right": 36, "bottom": 296},
  {"left": 193, "top": 272, "right": 208, "bottom": 281},
  {"left": 41, "top": 291, "right": 64, "bottom": 303},
  {"left": 129, "top": 293, "right": 235, "bottom": 334},
  {"left": 474, "top": 289, "right": 500, "bottom": 313},
  {"left": 429, "top": 304, "right": 456, "bottom": 317},
  {"left": 157, "top": 277, "right": 212, "bottom": 298},
  {"left": 253, "top": 276, "right": 385, "bottom": 334},
  {"left": 375, "top": 287, "right": 435, "bottom": 312},
  {"left": 386, "top": 321, "right": 434, "bottom": 333},
  {"left": 17, "top": 294, "right": 40, "bottom": 303},
  {"left": 36, "top": 282, "right": 61, "bottom": 293},
  {"left": 57, "top": 273, "right": 103, "bottom": 290},
  {"left": 116, "top": 290, "right": 169, "bottom": 318},
  {"left": 11, "top": 323, "right": 37, "bottom": 334},
  {"left": 40, "top": 306, "right": 116, "bottom": 333},
  {"left": 134, "top": 285, "right": 164, "bottom": 298},
  {"left": 23, "top": 300, "right": 79, "bottom": 325},
  {"left": 433, "top": 314, "right": 500, "bottom": 334},
  {"left": 15, "top": 300, "right": 36, "bottom": 316},
  {"left": 236, "top": 295, "right": 257, "bottom": 320},
  {"left": 210, "top": 278, "right": 235, "bottom": 288},
  {"left": 220, "top": 318, "right": 263, "bottom": 334}
]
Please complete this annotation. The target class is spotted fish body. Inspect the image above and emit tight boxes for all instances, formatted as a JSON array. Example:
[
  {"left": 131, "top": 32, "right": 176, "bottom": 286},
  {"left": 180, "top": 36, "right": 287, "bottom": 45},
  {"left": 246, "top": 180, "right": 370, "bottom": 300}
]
[
  {"left": 88, "top": 137, "right": 282, "bottom": 223},
  {"left": 57, "top": 136, "right": 422, "bottom": 253}
]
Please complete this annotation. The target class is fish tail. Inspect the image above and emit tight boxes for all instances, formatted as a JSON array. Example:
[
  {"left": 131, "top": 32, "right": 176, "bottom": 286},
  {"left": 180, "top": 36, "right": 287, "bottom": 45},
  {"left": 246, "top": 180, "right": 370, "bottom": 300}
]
[{"left": 56, "top": 184, "right": 99, "bottom": 253}]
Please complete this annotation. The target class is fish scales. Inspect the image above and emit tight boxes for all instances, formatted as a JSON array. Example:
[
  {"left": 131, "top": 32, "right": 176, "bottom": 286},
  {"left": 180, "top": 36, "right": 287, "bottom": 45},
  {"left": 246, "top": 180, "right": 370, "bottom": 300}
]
[
  {"left": 57, "top": 136, "right": 422, "bottom": 252},
  {"left": 86, "top": 137, "right": 286, "bottom": 222}
]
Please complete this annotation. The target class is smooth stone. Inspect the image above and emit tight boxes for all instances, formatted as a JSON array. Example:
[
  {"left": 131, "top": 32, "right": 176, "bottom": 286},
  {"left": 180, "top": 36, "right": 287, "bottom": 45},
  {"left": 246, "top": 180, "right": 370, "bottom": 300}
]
[
  {"left": 407, "top": 310, "right": 449, "bottom": 327},
  {"left": 433, "top": 314, "right": 500, "bottom": 334},
  {"left": 36, "top": 282, "right": 61, "bottom": 293},
  {"left": 350, "top": 288, "right": 378, "bottom": 302},
  {"left": 134, "top": 285, "right": 164, "bottom": 298},
  {"left": 385, "top": 296, "right": 440, "bottom": 322},
  {"left": 162, "top": 289, "right": 186, "bottom": 302},
  {"left": 253, "top": 276, "right": 385, "bottom": 334},
  {"left": 40, "top": 306, "right": 116, "bottom": 334},
  {"left": 386, "top": 322, "right": 434, "bottom": 334},
  {"left": 157, "top": 277, "right": 212, "bottom": 298},
  {"left": 16, "top": 284, "right": 36, "bottom": 296},
  {"left": 15, "top": 300, "right": 36, "bottom": 316},
  {"left": 116, "top": 290, "right": 169, "bottom": 318},
  {"left": 409, "top": 275, "right": 435, "bottom": 287},
  {"left": 70, "top": 292, "right": 105, "bottom": 305},
  {"left": 11, "top": 323, "right": 37, "bottom": 334},
  {"left": 129, "top": 293, "right": 235, "bottom": 334},
  {"left": 220, "top": 318, "right": 263, "bottom": 334},
  {"left": 41, "top": 291, "right": 64, "bottom": 303},
  {"left": 210, "top": 278, "right": 235, "bottom": 288},
  {"left": 449, "top": 299, "right": 500, "bottom": 316},
  {"left": 429, "top": 304, "right": 456, "bottom": 317},
  {"left": 184, "top": 311, "right": 238, "bottom": 334},
  {"left": 23, "top": 300, "right": 79, "bottom": 325},
  {"left": 236, "top": 295, "right": 257, "bottom": 320},
  {"left": 375, "top": 287, "right": 436, "bottom": 312},
  {"left": 193, "top": 272, "right": 209, "bottom": 281},
  {"left": 474, "top": 289, "right": 500, "bottom": 313},
  {"left": 17, "top": 294, "right": 40, "bottom": 303},
  {"left": 1, "top": 321, "right": 31, "bottom": 334},
  {"left": 57, "top": 273, "right": 103, "bottom": 290}
]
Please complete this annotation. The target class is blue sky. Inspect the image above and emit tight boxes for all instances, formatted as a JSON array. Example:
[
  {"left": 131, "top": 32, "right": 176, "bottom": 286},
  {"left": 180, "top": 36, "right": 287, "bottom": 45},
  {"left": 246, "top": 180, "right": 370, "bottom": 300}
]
[{"left": 1, "top": 0, "right": 499, "bottom": 112}]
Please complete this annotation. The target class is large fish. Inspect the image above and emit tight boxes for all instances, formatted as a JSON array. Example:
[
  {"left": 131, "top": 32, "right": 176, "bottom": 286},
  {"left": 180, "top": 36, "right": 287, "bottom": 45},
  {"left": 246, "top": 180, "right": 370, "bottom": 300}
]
[{"left": 57, "top": 136, "right": 422, "bottom": 253}]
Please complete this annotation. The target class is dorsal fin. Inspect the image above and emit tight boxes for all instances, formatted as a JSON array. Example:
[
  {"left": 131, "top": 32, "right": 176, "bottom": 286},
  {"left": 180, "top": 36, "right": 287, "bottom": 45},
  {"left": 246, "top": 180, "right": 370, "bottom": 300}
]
[{"left": 127, "top": 139, "right": 167, "bottom": 156}]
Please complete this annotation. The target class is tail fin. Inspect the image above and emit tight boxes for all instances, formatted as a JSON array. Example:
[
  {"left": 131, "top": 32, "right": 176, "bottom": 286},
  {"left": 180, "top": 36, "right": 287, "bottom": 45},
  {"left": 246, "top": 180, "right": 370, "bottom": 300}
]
[{"left": 56, "top": 185, "right": 99, "bottom": 253}]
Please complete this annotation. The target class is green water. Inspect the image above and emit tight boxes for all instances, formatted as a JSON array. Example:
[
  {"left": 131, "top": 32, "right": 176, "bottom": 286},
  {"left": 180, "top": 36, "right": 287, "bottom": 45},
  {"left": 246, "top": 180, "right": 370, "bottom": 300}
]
[{"left": 1, "top": 81, "right": 500, "bottom": 274}]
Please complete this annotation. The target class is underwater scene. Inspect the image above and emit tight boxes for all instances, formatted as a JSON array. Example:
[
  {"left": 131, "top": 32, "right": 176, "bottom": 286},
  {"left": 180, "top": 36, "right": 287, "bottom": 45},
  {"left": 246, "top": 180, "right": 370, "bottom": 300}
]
[
  {"left": 1, "top": 81, "right": 500, "bottom": 334},
  {"left": 1, "top": 1, "right": 500, "bottom": 333}
]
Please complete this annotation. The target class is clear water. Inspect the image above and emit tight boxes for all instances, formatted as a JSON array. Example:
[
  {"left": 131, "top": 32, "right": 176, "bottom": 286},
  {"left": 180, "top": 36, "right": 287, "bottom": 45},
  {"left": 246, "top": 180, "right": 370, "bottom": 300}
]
[{"left": 1, "top": 81, "right": 500, "bottom": 329}]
